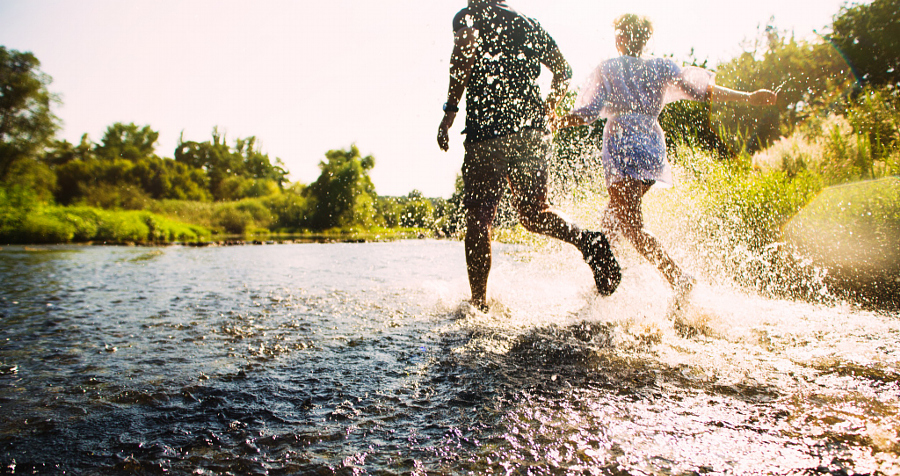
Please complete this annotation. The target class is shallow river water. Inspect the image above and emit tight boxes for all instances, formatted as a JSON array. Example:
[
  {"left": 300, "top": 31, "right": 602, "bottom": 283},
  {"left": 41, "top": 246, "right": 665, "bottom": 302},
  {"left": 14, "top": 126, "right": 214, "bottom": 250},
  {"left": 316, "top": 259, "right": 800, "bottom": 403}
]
[{"left": 1, "top": 240, "right": 898, "bottom": 475}]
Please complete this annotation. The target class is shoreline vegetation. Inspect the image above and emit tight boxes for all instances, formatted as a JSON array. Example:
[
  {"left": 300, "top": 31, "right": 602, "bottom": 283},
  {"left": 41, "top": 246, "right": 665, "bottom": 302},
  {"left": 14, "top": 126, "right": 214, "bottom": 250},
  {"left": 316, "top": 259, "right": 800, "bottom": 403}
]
[
  {"left": 2, "top": 0, "right": 899, "bottom": 306},
  {"left": 0, "top": 199, "right": 435, "bottom": 246}
]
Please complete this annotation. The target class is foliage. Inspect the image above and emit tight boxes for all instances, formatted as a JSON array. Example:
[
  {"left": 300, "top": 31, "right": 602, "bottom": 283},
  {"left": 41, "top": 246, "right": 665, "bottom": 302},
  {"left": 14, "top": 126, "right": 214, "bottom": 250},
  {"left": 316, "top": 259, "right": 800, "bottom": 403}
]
[
  {"left": 0, "top": 46, "right": 59, "bottom": 183},
  {"left": 0, "top": 184, "right": 40, "bottom": 237},
  {"left": 4, "top": 158, "right": 56, "bottom": 202},
  {"left": 844, "top": 85, "right": 900, "bottom": 162},
  {"left": 260, "top": 184, "right": 310, "bottom": 231},
  {"left": 175, "top": 128, "right": 287, "bottom": 201},
  {"left": 673, "top": 145, "right": 825, "bottom": 298},
  {"left": 432, "top": 175, "right": 466, "bottom": 237},
  {"left": 95, "top": 122, "right": 159, "bottom": 161},
  {"left": 376, "top": 190, "right": 436, "bottom": 230},
  {"left": 0, "top": 199, "right": 209, "bottom": 244},
  {"left": 696, "top": 158, "right": 823, "bottom": 252},
  {"left": 147, "top": 190, "right": 310, "bottom": 236},
  {"left": 713, "top": 25, "right": 853, "bottom": 155},
  {"left": 54, "top": 154, "right": 211, "bottom": 206},
  {"left": 659, "top": 99, "right": 732, "bottom": 159},
  {"left": 212, "top": 204, "right": 256, "bottom": 235},
  {"left": 304, "top": 145, "right": 378, "bottom": 230},
  {"left": 753, "top": 85, "right": 900, "bottom": 184},
  {"left": 827, "top": 0, "right": 900, "bottom": 88},
  {"left": 678, "top": 75, "right": 899, "bottom": 299}
]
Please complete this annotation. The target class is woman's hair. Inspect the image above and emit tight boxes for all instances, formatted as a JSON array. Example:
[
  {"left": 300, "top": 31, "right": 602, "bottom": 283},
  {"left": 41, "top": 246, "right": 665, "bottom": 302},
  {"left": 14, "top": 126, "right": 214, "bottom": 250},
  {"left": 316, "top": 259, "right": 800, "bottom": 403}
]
[{"left": 614, "top": 14, "right": 653, "bottom": 56}]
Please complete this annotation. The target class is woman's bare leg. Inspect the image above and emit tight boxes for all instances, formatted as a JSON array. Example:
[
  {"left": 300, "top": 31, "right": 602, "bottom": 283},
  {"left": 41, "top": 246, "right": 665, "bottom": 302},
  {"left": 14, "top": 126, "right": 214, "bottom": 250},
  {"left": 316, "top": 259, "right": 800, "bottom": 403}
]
[{"left": 607, "top": 177, "right": 683, "bottom": 286}]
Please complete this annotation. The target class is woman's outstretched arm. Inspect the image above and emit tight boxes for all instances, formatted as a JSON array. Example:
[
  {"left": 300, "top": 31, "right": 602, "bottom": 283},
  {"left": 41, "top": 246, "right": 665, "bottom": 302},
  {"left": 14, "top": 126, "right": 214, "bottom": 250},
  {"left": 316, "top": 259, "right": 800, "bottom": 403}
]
[{"left": 710, "top": 85, "right": 777, "bottom": 106}]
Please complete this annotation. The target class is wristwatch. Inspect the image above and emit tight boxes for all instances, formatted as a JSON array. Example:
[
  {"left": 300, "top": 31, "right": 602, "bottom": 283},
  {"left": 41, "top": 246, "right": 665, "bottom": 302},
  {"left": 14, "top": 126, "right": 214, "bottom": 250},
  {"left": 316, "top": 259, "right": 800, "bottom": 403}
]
[{"left": 443, "top": 102, "right": 459, "bottom": 113}]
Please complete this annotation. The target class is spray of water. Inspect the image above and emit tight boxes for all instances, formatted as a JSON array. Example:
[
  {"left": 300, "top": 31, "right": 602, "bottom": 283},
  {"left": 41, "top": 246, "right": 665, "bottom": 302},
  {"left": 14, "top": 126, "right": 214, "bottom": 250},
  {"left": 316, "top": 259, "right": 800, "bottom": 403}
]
[{"left": 430, "top": 146, "right": 900, "bottom": 472}]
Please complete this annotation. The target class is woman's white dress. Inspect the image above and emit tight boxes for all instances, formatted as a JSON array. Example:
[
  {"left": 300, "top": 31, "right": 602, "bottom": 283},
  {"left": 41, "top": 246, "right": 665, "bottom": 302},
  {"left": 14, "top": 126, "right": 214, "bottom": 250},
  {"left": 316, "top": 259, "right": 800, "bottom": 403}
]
[{"left": 571, "top": 56, "right": 715, "bottom": 187}]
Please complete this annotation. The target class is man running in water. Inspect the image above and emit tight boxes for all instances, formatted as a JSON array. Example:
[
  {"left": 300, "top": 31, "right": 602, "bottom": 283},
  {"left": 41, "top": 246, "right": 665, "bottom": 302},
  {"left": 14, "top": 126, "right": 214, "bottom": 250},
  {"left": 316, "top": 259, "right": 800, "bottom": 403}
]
[{"left": 437, "top": 0, "right": 620, "bottom": 311}]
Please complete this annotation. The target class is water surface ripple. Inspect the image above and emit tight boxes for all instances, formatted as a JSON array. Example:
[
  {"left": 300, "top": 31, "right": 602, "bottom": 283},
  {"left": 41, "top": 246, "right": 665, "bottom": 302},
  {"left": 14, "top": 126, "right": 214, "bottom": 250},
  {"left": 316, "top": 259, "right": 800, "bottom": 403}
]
[{"left": 1, "top": 241, "right": 898, "bottom": 475}]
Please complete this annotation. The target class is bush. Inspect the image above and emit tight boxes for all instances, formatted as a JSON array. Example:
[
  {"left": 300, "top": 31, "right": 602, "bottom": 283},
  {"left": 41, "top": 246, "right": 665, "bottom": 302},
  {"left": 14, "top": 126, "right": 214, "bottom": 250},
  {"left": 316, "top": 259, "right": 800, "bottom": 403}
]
[
  {"left": 674, "top": 145, "right": 826, "bottom": 297},
  {"left": 93, "top": 210, "right": 150, "bottom": 242},
  {"left": 149, "top": 200, "right": 218, "bottom": 229},
  {"left": 262, "top": 192, "right": 309, "bottom": 231},
  {"left": 16, "top": 212, "right": 74, "bottom": 243},
  {"left": 235, "top": 199, "right": 273, "bottom": 227},
  {"left": 754, "top": 105, "right": 900, "bottom": 185},
  {"left": 79, "top": 183, "right": 153, "bottom": 210},
  {"left": 213, "top": 205, "right": 254, "bottom": 235},
  {"left": 0, "top": 202, "right": 210, "bottom": 244},
  {"left": 0, "top": 185, "right": 39, "bottom": 233},
  {"left": 46, "top": 206, "right": 100, "bottom": 241}
]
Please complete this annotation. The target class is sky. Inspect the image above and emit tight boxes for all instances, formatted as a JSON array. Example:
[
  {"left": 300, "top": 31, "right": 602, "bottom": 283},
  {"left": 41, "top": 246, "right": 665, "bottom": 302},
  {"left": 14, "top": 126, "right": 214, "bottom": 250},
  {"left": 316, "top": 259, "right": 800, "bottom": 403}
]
[{"left": 0, "top": 0, "right": 861, "bottom": 198}]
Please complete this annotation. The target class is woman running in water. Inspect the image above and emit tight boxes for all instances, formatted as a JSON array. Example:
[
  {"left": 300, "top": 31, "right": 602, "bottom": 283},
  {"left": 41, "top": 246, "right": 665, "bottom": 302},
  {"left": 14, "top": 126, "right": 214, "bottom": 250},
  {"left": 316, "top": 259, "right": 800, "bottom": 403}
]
[{"left": 553, "top": 14, "right": 777, "bottom": 294}]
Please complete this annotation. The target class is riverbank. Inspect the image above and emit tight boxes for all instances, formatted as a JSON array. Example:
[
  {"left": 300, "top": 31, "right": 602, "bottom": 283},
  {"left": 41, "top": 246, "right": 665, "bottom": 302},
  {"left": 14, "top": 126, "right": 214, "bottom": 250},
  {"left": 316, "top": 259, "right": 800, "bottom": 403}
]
[{"left": 0, "top": 201, "right": 433, "bottom": 246}]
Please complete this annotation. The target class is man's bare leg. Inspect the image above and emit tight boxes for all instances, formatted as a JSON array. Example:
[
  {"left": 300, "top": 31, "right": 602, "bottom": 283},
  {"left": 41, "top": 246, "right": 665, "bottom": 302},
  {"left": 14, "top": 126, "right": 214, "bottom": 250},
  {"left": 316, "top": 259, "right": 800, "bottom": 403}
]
[{"left": 464, "top": 203, "right": 497, "bottom": 311}]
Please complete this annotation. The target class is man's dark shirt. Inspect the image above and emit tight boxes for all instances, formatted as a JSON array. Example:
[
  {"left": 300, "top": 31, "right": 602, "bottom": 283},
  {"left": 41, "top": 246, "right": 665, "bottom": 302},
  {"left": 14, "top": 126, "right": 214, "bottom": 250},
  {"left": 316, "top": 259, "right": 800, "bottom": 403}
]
[{"left": 453, "top": 2, "right": 570, "bottom": 143}]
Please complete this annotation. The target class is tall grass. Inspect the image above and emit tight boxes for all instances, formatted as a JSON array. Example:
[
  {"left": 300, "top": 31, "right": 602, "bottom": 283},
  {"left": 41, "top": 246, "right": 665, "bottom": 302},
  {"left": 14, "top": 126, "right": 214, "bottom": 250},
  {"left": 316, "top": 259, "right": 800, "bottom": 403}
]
[
  {"left": 754, "top": 114, "right": 900, "bottom": 183},
  {"left": 666, "top": 145, "right": 829, "bottom": 300}
]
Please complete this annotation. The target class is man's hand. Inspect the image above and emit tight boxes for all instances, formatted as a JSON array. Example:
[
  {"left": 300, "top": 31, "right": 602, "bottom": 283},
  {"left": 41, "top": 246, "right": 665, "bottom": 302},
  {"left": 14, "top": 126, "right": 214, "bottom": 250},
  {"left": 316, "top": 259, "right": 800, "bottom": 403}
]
[{"left": 437, "top": 112, "right": 455, "bottom": 151}]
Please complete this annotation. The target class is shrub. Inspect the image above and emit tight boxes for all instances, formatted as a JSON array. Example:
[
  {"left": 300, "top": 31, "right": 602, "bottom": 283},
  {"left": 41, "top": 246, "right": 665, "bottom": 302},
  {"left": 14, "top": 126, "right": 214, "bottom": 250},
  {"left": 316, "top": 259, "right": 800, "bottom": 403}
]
[
  {"left": 262, "top": 192, "right": 309, "bottom": 231},
  {"left": 16, "top": 212, "right": 73, "bottom": 243},
  {"left": 93, "top": 210, "right": 150, "bottom": 242},
  {"left": 213, "top": 205, "right": 254, "bottom": 235},
  {"left": 149, "top": 200, "right": 218, "bottom": 229},
  {"left": 674, "top": 145, "right": 826, "bottom": 298},
  {"left": 235, "top": 199, "right": 273, "bottom": 227},
  {"left": 46, "top": 206, "right": 100, "bottom": 241}
]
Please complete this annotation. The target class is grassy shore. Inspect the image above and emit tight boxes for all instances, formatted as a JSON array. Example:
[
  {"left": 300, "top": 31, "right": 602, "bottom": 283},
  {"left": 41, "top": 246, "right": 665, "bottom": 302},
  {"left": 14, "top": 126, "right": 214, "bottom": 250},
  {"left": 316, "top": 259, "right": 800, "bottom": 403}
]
[
  {"left": 0, "top": 202, "right": 432, "bottom": 246},
  {"left": 0, "top": 204, "right": 211, "bottom": 245}
]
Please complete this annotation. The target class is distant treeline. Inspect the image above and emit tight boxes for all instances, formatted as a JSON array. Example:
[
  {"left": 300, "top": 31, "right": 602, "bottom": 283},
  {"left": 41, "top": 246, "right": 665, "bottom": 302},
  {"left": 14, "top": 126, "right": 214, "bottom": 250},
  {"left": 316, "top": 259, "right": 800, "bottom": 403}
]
[
  {"left": 1, "top": 0, "right": 898, "bottom": 245},
  {"left": 0, "top": 126, "right": 464, "bottom": 242}
]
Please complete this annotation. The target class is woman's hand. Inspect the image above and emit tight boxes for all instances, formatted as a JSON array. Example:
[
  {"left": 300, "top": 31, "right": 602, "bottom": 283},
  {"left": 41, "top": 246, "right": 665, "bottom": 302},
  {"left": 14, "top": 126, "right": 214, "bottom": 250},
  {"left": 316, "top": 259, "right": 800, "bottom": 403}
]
[
  {"left": 749, "top": 89, "right": 777, "bottom": 106},
  {"left": 548, "top": 111, "right": 561, "bottom": 133},
  {"left": 550, "top": 113, "right": 588, "bottom": 132}
]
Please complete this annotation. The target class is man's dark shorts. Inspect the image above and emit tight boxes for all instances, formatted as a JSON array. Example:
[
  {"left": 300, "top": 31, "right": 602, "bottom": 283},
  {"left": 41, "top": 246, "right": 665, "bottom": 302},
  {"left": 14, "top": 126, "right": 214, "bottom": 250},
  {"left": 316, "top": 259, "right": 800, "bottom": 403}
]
[{"left": 462, "top": 128, "right": 552, "bottom": 216}]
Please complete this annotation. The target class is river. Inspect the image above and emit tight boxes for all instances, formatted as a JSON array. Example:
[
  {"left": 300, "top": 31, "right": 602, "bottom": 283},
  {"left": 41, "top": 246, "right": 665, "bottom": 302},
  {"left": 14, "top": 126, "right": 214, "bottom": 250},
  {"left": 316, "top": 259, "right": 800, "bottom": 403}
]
[{"left": 1, "top": 240, "right": 898, "bottom": 474}]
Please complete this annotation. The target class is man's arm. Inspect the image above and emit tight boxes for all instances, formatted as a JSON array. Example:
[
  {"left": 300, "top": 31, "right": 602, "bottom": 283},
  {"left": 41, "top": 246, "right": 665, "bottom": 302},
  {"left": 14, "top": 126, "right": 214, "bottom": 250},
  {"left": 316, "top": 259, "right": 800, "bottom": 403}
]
[
  {"left": 437, "top": 27, "right": 476, "bottom": 151},
  {"left": 542, "top": 45, "right": 572, "bottom": 116}
]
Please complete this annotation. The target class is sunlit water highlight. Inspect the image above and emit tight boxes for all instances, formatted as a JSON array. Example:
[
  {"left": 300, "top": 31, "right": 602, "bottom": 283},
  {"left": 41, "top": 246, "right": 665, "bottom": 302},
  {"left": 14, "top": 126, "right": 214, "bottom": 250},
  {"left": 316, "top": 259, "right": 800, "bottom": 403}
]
[{"left": 1, "top": 239, "right": 898, "bottom": 474}]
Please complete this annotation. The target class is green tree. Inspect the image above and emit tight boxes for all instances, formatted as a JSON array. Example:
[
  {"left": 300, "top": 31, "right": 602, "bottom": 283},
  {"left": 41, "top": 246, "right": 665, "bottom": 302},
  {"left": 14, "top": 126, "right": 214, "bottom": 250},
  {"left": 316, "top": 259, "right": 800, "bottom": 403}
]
[
  {"left": 175, "top": 128, "right": 287, "bottom": 200},
  {"left": 714, "top": 23, "right": 853, "bottom": 153},
  {"left": 0, "top": 47, "right": 59, "bottom": 183},
  {"left": 43, "top": 134, "right": 94, "bottom": 167},
  {"left": 398, "top": 190, "right": 435, "bottom": 228},
  {"left": 828, "top": 0, "right": 900, "bottom": 88},
  {"left": 52, "top": 124, "right": 211, "bottom": 206},
  {"left": 431, "top": 174, "right": 466, "bottom": 237},
  {"left": 375, "top": 196, "right": 403, "bottom": 227},
  {"left": 305, "top": 145, "right": 377, "bottom": 230},
  {"left": 95, "top": 122, "right": 159, "bottom": 161},
  {"left": 262, "top": 183, "right": 309, "bottom": 231}
]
